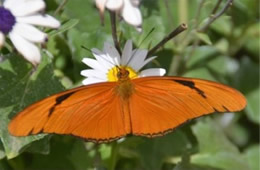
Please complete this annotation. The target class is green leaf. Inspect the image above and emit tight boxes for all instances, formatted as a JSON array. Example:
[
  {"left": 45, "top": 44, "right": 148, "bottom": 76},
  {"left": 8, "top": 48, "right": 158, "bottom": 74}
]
[
  {"left": 26, "top": 136, "right": 51, "bottom": 155},
  {"left": 48, "top": 19, "right": 79, "bottom": 37},
  {"left": 120, "top": 131, "right": 190, "bottom": 170},
  {"left": 184, "top": 46, "right": 218, "bottom": 69},
  {"left": 27, "top": 136, "right": 85, "bottom": 170},
  {"left": 195, "top": 32, "right": 212, "bottom": 45},
  {"left": 191, "top": 118, "right": 250, "bottom": 170},
  {"left": 210, "top": 16, "right": 232, "bottom": 36},
  {"left": 120, "top": 14, "right": 166, "bottom": 49},
  {"left": 24, "top": 137, "right": 95, "bottom": 170},
  {"left": 64, "top": 0, "right": 110, "bottom": 33},
  {"left": 0, "top": 54, "right": 64, "bottom": 159},
  {"left": 244, "top": 145, "right": 260, "bottom": 170},
  {"left": 184, "top": 67, "right": 216, "bottom": 81},
  {"left": 0, "top": 141, "right": 6, "bottom": 160},
  {"left": 174, "top": 159, "right": 220, "bottom": 170},
  {"left": 0, "top": 106, "right": 42, "bottom": 159},
  {"left": 245, "top": 88, "right": 260, "bottom": 124},
  {"left": 233, "top": 57, "right": 259, "bottom": 124},
  {"left": 68, "top": 140, "right": 95, "bottom": 170},
  {"left": 225, "top": 122, "right": 249, "bottom": 147},
  {"left": 67, "top": 28, "right": 109, "bottom": 82},
  {"left": 244, "top": 23, "right": 260, "bottom": 60},
  {"left": 183, "top": 46, "right": 229, "bottom": 82}
]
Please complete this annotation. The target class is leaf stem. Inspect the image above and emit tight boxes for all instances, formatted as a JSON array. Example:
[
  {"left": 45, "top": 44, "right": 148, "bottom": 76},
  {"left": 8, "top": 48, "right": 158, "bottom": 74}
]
[
  {"left": 54, "top": 0, "right": 67, "bottom": 15},
  {"left": 211, "top": 0, "right": 223, "bottom": 15},
  {"left": 198, "top": 0, "right": 233, "bottom": 32}
]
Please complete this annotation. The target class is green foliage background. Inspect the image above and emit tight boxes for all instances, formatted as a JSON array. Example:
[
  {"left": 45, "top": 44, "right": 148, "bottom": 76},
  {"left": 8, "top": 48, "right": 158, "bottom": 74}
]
[{"left": 0, "top": 0, "right": 259, "bottom": 169}]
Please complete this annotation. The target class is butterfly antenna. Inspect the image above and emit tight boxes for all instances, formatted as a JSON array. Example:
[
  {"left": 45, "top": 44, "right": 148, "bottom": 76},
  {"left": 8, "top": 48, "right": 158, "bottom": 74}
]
[
  {"left": 81, "top": 45, "right": 92, "bottom": 53},
  {"left": 125, "top": 28, "right": 156, "bottom": 66},
  {"left": 137, "top": 27, "right": 155, "bottom": 47}
]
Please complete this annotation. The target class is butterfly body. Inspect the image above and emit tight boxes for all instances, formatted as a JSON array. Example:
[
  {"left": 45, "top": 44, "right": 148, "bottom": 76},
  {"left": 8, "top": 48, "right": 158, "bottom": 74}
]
[{"left": 8, "top": 76, "right": 246, "bottom": 143}]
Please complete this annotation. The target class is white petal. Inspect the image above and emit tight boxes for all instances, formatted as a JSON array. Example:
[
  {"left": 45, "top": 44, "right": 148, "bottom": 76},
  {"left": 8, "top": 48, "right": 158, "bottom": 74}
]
[
  {"left": 131, "top": 0, "right": 140, "bottom": 6},
  {"left": 81, "top": 69, "right": 107, "bottom": 80},
  {"left": 4, "top": 0, "right": 25, "bottom": 9},
  {"left": 121, "top": 40, "right": 132, "bottom": 65},
  {"left": 82, "top": 58, "right": 107, "bottom": 73},
  {"left": 12, "top": 23, "right": 47, "bottom": 43},
  {"left": 139, "top": 68, "right": 166, "bottom": 77},
  {"left": 92, "top": 48, "right": 114, "bottom": 70},
  {"left": 8, "top": 0, "right": 45, "bottom": 17},
  {"left": 82, "top": 78, "right": 105, "bottom": 85},
  {"left": 122, "top": 0, "right": 142, "bottom": 26},
  {"left": 16, "top": 14, "right": 60, "bottom": 28},
  {"left": 103, "top": 42, "right": 120, "bottom": 65},
  {"left": 95, "top": 0, "right": 107, "bottom": 13},
  {"left": 106, "top": 0, "right": 123, "bottom": 10},
  {"left": 133, "top": 57, "right": 156, "bottom": 70},
  {"left": 9, "top": 31, "right": 41, "bottom": 65},
  {"left": 129, "top": 49, "right": 148, "bottom": 71},
  {"left": 135, "top": 26, "right": 142, "bottom": 32},
  {"left": 0, "top": 32, "right": 5, "bottom": 48}
]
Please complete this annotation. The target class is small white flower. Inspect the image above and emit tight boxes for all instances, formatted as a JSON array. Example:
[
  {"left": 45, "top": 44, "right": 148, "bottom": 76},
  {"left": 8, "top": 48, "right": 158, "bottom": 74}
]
[
  {"left": 81, "top": 40, "right": 166, "bottom": 85},
  {"left": 0, "top": 0, "right": 60, "bottom": 65},
  {"left": 95, "top": 0, "right": 142, "bottom": 30}
]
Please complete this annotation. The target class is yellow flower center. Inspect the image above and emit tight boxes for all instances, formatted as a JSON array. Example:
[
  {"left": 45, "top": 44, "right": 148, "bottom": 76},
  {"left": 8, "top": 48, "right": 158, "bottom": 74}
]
[{"left": 107, "top": 66, "right": 138, "bottom": 82}]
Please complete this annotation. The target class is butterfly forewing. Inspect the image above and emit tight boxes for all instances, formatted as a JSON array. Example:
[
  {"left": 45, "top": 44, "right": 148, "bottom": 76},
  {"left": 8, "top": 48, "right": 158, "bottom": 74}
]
[
  {"left": 130, "top": 77, "right": 246, "bottom": 136},
  {"left": 8, "top": 82, "right": 130, "bottom": 142}
]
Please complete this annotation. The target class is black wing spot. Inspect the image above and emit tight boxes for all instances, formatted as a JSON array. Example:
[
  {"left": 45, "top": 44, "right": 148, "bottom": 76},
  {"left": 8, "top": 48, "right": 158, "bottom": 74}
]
[
  {"left": 174, "top": 79, "right": 207, "bottom": 98},
  {"left": 56, "top": 92, "right": 75, "bottom": 104},
  {"left": 27, "top": 128, "right": 34, "bottom": 135},
  {"left": 222, "top": 105, "right": 230, "bottom": 112},
  {"left": 38, "top": 128, "right": 44, "bottom": 134},
  {"left": 213, "top": 107, "right": 220, "bottom": 112},
  {"left": 48, "top": 91, "right": 75, "bottom": 117},
  {"left": 27, "top": 128, "right": 44, "bottom": 135}
]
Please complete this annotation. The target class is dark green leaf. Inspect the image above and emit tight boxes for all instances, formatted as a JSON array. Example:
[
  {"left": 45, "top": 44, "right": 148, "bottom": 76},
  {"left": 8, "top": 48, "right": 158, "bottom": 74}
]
[
  {"left": 233, "top": 57, "right": 259, "bottom": 124},
  {"left": 0, "top": 54, "right": 64, "bottom": 158}
]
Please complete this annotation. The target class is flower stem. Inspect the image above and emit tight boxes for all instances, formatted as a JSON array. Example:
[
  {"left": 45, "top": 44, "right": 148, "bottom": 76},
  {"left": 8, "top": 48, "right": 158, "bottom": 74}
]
[
  {"left": 109, "top": 11, "right": 121, "bottom": 54},
  {"left": 108, "top": 142, "right": 119, "bottom": 170},
  {"left": 178, "top": 0, "right": 188, "bottom": 24}
]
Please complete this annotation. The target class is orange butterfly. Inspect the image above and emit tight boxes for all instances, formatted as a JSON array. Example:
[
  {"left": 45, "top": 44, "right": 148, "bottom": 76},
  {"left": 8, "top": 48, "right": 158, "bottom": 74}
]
[{"left": 8, "top": 41, "right": 246, "bottom": 143}]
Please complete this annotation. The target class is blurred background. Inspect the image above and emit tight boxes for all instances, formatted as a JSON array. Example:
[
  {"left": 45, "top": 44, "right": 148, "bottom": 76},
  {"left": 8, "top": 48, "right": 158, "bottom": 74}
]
[{"left": 0, "top": 0, "right": 259, "bottom": 169}]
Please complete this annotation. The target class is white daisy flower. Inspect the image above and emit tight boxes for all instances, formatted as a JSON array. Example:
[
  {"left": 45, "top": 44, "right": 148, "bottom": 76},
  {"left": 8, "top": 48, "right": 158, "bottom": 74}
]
[
  {"left": 95, "top": 0, "right": 142, "bottom": 30},
  {"left": 81, "top": 40, "right": 166, "bottom": 85},
  {"left": 0, "top": 0, "right": 60, "bottom": 66}
]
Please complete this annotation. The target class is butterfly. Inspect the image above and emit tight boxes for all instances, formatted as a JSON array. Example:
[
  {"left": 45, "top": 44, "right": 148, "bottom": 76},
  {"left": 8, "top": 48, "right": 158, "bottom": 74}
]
[{"left": 8, "top": 67, "right": 246, "bottom": 143}]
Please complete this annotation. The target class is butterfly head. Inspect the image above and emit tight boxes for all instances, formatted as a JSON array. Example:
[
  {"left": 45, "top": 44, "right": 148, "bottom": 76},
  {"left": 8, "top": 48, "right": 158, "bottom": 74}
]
[
  {"left": 107, "top": 66, "right": 138, "bottom": 82},
  {"left": 117, "top": 67, "right": 130, "bottom": 81}
]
